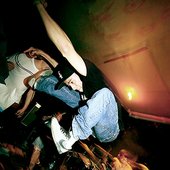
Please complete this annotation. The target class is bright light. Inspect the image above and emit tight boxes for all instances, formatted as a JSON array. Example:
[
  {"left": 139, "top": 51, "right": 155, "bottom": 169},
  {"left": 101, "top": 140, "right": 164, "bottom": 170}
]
[
  {"left": 125, "top": 87, "right": 136, "bottom": 101},
  {"left": 127, "top": 91, "right": 133, "bottom": 100}
]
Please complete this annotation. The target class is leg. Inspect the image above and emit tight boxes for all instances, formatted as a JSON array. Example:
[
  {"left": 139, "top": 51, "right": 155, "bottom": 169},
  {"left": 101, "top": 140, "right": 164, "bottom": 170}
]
[
  {"left": 27, "top": 146, "right": 41, "bottom": 170},
  {"left": 72, "top": 88, "right": 120, "bottom": 142},
  {"left": 35, "top": 75, "right": 80, "bottom": 108},
  {"left": 27, "top": 137, "right": 44, "bottom": 170},
  {"left": 51, "top": 88, "right": 120, "bottom": 154}
]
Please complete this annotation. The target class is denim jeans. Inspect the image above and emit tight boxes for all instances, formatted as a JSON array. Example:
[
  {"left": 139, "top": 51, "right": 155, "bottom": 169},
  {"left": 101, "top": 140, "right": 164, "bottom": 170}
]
[
  {"left": 72, "top": 88, "right": 120, "bottom": 143},
  {"left": 35, "top": 75, "right": 80, "bottom": 108},
  {"left": 33, "top": 136, "right": 44, "bottom": 150}
]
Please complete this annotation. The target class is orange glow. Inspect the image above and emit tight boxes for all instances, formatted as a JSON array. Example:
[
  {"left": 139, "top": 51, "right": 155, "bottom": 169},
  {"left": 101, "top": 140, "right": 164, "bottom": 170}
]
[
  {"left": 125, "top": 87, "right": 136, "bottom": 101},
  {"left": 127, "top": 91, "right": 133, "bottom": 100}
]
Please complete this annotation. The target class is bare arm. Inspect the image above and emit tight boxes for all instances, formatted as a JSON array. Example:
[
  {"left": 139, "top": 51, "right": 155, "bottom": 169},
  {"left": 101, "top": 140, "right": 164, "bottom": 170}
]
[
  {"left": 15, "top": 89, "right": 35, "bottom": 118},
  {"left": 24, "top": 47, "right": 58, "bottom": 68},
  {"left": 35, "top": 3, "right": 87, "bottom": 76}
]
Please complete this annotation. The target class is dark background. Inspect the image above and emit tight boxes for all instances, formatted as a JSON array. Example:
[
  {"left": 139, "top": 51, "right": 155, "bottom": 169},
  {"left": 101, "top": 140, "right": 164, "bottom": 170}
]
[{"left": 2, "top": 0, "right": 64, "bottom": 59}]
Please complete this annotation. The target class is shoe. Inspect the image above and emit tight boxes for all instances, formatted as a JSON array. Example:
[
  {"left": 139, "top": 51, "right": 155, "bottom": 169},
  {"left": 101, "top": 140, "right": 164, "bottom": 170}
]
[
  {"left": 51, "top": 117, "right": 78, "bottom": 154},
  {"left": 51, "top": 117, "right": 69, "bottom": 154},
  {"left": 62, "top": 130, "right": 78, "bottom": 150}
]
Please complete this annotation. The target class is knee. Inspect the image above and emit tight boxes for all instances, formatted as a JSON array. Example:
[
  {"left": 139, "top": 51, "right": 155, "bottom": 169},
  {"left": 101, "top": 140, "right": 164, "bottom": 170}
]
[
  {"left": 97, "top": 88, "right": 113, "bottom": 99},
  {"left": 98, "top": 88, "right": 116, "bottom": 106}
]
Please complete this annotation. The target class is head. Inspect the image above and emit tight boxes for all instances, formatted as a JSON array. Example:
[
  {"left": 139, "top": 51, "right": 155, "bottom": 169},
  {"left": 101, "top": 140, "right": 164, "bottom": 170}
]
[
  {"left": 64, "top": 73, "right": 83, "bottom": 92},
  {"left": 54, "top": 63, "right": 83, "bottom": 92},
  {"left": 110, "top": 149, "right": 149, "bottom": 170}
]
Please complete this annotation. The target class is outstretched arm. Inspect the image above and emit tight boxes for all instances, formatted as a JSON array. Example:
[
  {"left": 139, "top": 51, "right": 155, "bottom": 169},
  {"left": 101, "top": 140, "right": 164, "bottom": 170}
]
[{"left": 35, "top": 2, "right": 87, "bottom": 76}]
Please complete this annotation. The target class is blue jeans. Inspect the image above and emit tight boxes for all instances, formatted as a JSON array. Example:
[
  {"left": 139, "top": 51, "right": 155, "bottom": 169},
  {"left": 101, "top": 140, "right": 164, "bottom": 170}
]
[
  {"left": 72, "top": 88, "right": 120, "bottom": 143},
  {"left": 33, "top": 75, "right": 80, "bottom": 150},
  {"left": 35, "top": 75, "right": 80, "bottom": 108},
  {"left": 33, "top": 136, "right": 44, "bottom": 150}
]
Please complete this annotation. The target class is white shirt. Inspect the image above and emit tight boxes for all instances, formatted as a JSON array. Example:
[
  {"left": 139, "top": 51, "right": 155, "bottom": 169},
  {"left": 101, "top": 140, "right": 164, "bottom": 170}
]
[{"left": 0, "top": 53, "right": 39, "bottom": 110}]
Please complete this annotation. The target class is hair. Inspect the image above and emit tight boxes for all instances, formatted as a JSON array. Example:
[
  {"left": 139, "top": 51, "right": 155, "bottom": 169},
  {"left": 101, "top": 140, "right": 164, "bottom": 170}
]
[{"left": 116, "top": 149, "right": 149, "bottom": 170}]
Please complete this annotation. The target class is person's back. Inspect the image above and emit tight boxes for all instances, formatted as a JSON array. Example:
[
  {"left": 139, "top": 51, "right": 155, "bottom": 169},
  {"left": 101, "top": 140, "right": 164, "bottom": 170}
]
[
  {"left": 78, "top": 58, "right": 107, "bottom": 99},
  {"left": 0, "top": 53, "right": 39, "bottom": 110}
]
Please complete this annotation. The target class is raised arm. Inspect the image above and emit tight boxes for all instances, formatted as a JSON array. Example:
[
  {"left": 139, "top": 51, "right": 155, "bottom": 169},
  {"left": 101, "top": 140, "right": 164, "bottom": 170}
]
[{"left": 35, "top": 2, "right": 87, "bottom": 76}]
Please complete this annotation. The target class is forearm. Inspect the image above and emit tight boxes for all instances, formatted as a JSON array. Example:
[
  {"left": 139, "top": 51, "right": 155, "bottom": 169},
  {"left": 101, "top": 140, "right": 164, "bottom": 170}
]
[
  {"left": 24, "top": 47, "right": 58, "bottom": 68},
  {"left": 36, "top": 4, "right": 71, "bottom": 55},
  {"left": 37, "top": 49, "right": 58, "bottom": 68},
  {"left": 35, "top": 3, "right": 87, "bottom": 76},
  {"left": 22, "top": 89, "right": 35, "bottom": 111}
]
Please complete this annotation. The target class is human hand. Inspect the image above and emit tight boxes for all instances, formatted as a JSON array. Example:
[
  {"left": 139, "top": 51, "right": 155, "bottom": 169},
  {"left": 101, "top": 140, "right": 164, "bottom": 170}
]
[
  {"left": 55, "top": 112, "right": 66, "bottom": 122},
  {"left": 15, "top": 108, "right": 25, "bottom": 118},
  {"left": 33, "top": 0, "right": 48, "bottom": 8},
  {"left": 24, "top": 47, "right": 37, "bottom": 58},
  {"left": 24, "top": 47, "right": 43, "bottom": 58}
]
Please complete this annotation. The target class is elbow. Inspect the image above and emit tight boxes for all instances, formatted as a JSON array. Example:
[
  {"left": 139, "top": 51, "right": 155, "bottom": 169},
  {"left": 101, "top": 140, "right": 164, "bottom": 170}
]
[{"left": 62, "top": 43, "right": 74, "bottom": 56}]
